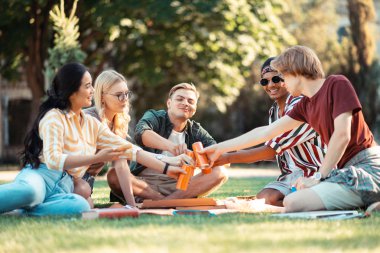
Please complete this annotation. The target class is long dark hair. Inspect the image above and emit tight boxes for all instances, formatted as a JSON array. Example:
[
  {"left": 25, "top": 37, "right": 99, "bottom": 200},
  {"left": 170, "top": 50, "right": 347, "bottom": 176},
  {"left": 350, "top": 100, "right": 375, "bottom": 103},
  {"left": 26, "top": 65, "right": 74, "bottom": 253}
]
[{"left": 21, "top": 63, "right": 88, "bottom": 168}]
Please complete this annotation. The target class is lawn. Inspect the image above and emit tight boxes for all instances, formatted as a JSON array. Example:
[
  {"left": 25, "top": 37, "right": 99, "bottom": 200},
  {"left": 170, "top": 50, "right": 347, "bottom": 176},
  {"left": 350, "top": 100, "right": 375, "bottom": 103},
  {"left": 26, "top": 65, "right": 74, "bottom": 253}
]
[{"left": 0, "top": 177, "right": 379, "bottom": 253}]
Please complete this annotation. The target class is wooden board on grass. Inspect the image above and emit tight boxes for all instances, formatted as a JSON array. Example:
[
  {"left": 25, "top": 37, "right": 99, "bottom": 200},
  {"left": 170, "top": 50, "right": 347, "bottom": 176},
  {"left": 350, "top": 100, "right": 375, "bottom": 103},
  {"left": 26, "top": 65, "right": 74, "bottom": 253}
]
[
  {"left": 82, "top": 208, "right": 139, "bottom": 219},
  {"left": 141, "top": 198, "right": 217, "bottom": 209}
]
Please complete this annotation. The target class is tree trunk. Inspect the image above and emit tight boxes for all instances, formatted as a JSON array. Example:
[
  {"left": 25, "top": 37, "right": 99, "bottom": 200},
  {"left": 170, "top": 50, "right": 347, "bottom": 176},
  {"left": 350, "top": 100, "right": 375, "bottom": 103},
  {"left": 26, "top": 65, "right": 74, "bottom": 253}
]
[
  {"left": 347, "top": 0, "right": 377, "bottom": 128},
  {"left": 25, "top": 0, "right": 54, "bottom": 130}
]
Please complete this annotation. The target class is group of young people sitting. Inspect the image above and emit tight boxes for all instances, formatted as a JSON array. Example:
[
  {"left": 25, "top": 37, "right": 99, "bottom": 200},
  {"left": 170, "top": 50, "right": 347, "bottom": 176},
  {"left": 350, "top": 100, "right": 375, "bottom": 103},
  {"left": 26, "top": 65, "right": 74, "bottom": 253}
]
[{"left": 0, "top": 45, "right": 379, "bottom": 216}]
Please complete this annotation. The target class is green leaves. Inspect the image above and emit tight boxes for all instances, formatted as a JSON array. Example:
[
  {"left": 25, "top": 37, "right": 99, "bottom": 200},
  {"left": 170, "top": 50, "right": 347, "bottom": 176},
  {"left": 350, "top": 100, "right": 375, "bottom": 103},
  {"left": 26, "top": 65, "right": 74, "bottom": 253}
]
[
  {"left": 1, "top": 0, "right": 294, "bottom": 114},
  {"left": 45, "top": 0, "right": 86, "bottom": 87},
  {"left": 82, "top": 0, "right": 295, "bottom": 114}
]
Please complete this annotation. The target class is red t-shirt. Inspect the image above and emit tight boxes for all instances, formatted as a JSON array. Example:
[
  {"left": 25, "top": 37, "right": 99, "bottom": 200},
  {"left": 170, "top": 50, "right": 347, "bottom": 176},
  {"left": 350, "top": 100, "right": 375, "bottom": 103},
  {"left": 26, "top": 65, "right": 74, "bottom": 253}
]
[{"left": 288, "top": 75, "right": 374, "bottom": 168}]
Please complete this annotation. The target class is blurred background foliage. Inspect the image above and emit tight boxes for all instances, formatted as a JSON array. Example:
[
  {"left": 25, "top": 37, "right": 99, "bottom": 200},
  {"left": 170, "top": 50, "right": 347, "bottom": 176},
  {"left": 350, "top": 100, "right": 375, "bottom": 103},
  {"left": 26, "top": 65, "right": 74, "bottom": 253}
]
[{"left": 0, "top": 0, "right": 379, "bottom": 144}]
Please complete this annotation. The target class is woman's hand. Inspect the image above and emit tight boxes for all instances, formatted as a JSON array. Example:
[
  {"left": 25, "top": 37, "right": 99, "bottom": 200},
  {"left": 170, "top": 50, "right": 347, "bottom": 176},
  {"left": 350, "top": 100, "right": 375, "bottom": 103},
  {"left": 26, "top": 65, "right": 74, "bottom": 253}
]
[
  {"left": 95, "top": 148, "right": 124, "bottom": 163},
  {"left": 295, "top": 177, "right": 320, "bottom": 190},
  {"left": 166, "top": 165, "right": 187, "bottom": 180},
  {"left": 161, "top": 153, "right": 194, "bottom": 166}
]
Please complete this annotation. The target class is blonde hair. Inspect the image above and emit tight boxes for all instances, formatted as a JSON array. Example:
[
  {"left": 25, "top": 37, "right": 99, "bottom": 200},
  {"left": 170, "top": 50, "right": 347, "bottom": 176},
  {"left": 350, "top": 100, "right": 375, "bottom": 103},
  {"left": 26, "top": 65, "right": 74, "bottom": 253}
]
[
  {"left": 271, "top": 45, "right": 325, "bottom": 80},
  {"left": 94, "top": 70, "right": 131, "bottom": 138},
  {"left": 168, "top": 83, "right": 200, "bottom": 99}
]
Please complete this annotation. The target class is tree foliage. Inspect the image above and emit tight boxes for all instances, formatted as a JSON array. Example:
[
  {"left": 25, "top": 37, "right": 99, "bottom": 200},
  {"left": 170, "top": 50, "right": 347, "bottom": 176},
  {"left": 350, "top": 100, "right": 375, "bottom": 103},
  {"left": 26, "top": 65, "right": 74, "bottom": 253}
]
[
  {"left": 1, "top": 0, "right": 378, "bottom": 143},
  {"left": 45, "top": 0, "right": 86, "bottom": 87},
  {"left": 281, "top": 0, "right": 346, "bottom": 74},
  {"left": 1, "top": 0, "right": 295, "bottom": 125},
  {"left": 76, "top": 0, "right": 295, "bottom": 117},
  {"left": 0, "top": 0, "right": 55, "bottom": 130}
]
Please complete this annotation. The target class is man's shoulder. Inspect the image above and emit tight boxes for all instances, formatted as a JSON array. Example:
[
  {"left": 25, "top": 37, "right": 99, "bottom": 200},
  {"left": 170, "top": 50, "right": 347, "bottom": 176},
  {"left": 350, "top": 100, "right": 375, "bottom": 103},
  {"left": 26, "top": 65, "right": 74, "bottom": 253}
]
[
  {"left": 327, "top": 74, "right": 349, "bottom": 82},
  {"left": 143, "top": 109, "right": 167, "bottom": 118},
  {"left": 286, "top": 94, "right": 304, "bottom": 105},
  {"left": 186, "top": 119, "right": 216, "bottom": 144},
  {"left": 186, "top": 118, "right": 202, "bottom": 131},
  {"left": 323, "top": 75, "right": 352, "bottom": 90}
]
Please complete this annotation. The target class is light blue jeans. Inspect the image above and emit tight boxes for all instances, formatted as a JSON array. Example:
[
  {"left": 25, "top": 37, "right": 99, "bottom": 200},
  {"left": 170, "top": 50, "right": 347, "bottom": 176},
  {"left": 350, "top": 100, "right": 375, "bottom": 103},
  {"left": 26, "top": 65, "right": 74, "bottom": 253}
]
[{"left": 0, "top": 164, "right": 90, "bottom": 216}]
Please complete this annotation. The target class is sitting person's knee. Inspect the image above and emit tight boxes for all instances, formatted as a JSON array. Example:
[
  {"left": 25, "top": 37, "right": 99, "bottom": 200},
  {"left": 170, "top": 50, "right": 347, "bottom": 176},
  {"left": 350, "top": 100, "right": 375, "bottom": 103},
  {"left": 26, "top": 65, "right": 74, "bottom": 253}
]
[
  {"left": 68, "top": 194, "right": 91, "bottom": 213},
  {"left": 18, "top": 185, "right": 42, "bottom": 207},
  {"left": 107, "top": 167, "right": 120, "bottom": 191},
  {"left": 256, "top": 191, "right": 267, "bottom": 199},
  {"left": 283, "top": 194, "right": 299, "bottom": 212},
  {"left": 257, "top": 191, "right": 276, "bottom": 205},
  {"left": 212, "top": 166, "right": 229, "bottom": 184},
  {"left": 73, "top": 178, "right": 92, "bottom": 199}
]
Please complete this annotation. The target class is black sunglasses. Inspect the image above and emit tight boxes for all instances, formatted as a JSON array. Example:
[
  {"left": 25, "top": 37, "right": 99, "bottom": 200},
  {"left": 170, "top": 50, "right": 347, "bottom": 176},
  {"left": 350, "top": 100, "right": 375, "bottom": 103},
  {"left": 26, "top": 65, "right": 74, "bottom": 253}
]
[{"left": 260, "top": 76, "right": 284, "bottom": 86}]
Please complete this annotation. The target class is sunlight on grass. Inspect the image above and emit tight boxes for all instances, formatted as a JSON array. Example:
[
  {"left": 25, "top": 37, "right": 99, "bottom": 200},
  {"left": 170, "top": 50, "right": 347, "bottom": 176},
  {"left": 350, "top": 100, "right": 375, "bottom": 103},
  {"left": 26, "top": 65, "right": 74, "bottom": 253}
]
[{"left": 1, "top": 177, "right": 380, "bottom": 253}]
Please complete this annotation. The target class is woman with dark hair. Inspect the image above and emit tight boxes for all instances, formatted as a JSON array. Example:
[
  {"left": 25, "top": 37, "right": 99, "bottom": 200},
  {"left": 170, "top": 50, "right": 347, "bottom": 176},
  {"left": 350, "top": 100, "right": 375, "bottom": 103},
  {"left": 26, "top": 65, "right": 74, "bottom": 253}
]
[{"left": 0, "top": 63, "right": 185, "bottom": 216}]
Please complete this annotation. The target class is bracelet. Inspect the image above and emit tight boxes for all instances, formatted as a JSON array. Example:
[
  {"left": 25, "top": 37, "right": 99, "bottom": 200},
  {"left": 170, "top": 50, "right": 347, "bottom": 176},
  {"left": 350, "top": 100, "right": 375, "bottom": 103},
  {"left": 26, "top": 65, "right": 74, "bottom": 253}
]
[{"left": 163, "top": 163, "right": 170, "bottom": 175}]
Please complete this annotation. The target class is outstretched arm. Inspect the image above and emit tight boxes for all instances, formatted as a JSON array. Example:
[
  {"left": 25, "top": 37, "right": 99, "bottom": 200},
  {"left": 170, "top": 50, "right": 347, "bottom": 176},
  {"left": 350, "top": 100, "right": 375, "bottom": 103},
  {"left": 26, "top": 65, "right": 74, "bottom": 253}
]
[
  {"left": 203, "top": 116, "right": 303, "bottom": 165},
  {"left": 136, "top": 150, "right": 186, "bottom": 179},
  {"left": 64, "top": 148, "right": 126, "bottom": 170},
  {"left": 214, "top": 145, "right": 276, "bottom": 166}
]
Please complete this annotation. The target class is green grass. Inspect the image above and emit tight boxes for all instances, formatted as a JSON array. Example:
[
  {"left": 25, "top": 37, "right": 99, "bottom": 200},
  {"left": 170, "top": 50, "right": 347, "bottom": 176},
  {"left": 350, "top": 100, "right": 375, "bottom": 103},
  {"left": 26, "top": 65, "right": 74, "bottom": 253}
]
[{"left": 1, "top": 177, "right": 379, "bottom": 253}]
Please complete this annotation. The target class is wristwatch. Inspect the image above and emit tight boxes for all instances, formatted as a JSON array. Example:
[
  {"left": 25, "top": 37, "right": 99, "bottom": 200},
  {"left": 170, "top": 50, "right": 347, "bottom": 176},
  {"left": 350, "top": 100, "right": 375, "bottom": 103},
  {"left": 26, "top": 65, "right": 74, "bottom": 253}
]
[
  {"left": 155, "top": 154, "right": 164, "bottom": 161},
  {"left": 312, "top": 172, "right": 325, "bottom": 181}
]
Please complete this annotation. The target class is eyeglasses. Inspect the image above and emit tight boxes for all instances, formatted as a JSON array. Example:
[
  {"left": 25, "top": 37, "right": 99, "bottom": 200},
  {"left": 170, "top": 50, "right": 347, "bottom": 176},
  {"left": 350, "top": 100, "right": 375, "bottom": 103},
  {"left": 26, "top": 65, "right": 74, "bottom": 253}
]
[
  {"left": 104, "top": 91, "right": 132, "bottom": 101},
  {"left": 260, "top": 76, "right": 284, "bottom": 86}
]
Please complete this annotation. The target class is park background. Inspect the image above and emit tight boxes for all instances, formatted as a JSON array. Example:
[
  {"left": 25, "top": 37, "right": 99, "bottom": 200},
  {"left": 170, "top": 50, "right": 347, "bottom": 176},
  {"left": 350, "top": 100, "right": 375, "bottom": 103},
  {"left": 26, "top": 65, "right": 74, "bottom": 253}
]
[
  {"left": 0, "top": 0, "right": 379, "bottom": 164},
  {"left": 1, "top": 2, "right": 380, "bottom": 253}
]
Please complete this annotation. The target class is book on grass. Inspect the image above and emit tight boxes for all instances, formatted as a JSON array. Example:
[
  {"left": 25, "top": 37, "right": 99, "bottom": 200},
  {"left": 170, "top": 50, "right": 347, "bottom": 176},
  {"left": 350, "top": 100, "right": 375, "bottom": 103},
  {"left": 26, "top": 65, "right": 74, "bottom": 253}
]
[{"left": 82, "top": 208, "right": 139, "bottom": 220}]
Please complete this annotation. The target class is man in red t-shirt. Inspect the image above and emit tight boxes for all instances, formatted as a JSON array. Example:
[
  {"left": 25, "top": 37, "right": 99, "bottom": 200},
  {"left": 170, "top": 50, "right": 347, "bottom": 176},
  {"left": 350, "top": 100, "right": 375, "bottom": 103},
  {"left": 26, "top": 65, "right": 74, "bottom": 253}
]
[
  {"left": 202, "top": 45, "right": 380, "bottom": 212},
  {"left": 213, "top": 57, "right": 328, "bottom": 207}
]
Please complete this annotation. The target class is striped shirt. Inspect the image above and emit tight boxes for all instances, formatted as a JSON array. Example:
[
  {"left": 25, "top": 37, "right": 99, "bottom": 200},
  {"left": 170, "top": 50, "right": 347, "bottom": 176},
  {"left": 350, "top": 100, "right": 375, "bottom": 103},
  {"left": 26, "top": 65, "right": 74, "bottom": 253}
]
[
  {"left": 265, "top": 95, "right": 327, "bottom": 179},
  {"left": 39, "top": 108, "right": 135, "bottom": 178}
]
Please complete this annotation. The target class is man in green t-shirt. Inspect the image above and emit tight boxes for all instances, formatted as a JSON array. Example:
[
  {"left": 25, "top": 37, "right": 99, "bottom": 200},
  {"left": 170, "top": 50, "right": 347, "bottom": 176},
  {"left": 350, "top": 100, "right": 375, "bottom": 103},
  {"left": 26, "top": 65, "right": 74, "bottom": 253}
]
[{"left": 108, "top": 83, "right": 228, "bottom": 203}]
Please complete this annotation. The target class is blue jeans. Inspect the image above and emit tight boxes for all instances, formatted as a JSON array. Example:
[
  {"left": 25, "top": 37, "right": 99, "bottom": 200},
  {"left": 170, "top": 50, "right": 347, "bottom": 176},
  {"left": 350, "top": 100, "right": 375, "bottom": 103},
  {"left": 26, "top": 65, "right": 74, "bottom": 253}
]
[{"left": 0, "top": 164, "right": 90, "bottom": 216}]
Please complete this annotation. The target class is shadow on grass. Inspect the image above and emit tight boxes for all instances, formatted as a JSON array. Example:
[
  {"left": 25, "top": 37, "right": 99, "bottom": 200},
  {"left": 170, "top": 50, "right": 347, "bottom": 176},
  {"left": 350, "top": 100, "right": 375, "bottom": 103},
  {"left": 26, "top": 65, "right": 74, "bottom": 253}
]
[{"left": 92, "top": 177, "right": 275, "bottom": 207}]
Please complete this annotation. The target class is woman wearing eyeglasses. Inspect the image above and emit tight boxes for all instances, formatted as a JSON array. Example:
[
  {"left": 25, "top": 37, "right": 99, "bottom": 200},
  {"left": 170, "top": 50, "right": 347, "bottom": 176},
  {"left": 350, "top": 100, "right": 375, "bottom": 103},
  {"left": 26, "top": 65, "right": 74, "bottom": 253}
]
[
  {"left": 212, "top": 57, "right": 327, "bottom": 206},
  {"left": 80, "top": 70, "right": 192, "bottom": 207}
]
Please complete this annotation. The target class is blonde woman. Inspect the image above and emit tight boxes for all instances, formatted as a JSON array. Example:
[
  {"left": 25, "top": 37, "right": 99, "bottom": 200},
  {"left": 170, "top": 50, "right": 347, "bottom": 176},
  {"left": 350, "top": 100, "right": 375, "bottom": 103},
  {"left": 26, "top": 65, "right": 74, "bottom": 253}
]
[{"left": 81, "top": 70, "right": 192, "bottom": 205}]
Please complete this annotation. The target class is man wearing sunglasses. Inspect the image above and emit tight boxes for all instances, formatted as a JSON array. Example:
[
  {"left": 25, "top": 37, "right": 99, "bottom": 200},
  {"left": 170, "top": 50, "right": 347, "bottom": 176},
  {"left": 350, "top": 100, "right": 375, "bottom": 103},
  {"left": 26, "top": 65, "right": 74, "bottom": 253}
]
[{"left": 213, "top": 57, "right": 327, "bottom": 206}]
